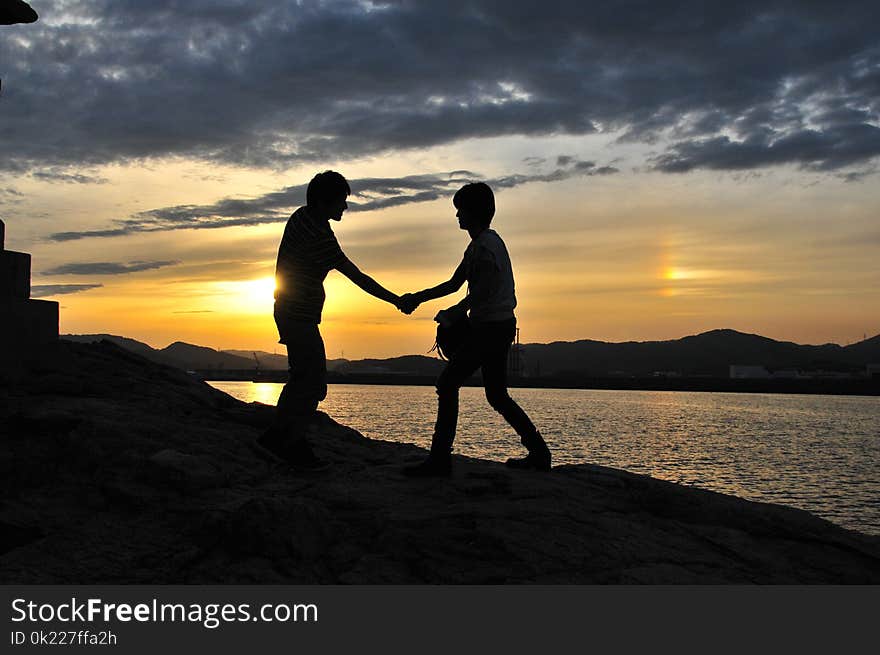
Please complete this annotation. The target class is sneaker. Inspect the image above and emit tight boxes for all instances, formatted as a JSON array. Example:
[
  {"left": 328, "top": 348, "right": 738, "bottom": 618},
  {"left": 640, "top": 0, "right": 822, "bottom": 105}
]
[
  {"left": 505, "top": 450, "right": 551, "bottom": 472},
  {"left": 402, "top": 454, "right": 452, "bottom": 478}
]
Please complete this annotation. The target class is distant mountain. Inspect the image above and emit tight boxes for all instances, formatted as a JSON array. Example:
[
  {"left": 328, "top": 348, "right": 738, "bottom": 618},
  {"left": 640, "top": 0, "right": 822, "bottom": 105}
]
[
  {"left": 62, "top": 335, "right": 256, "bottom": 371},
  {"left": 334, "top": 355, "right": 445, "bottom": 376},
  {"left": 62, "top": 334, "right": 158, "bottom": 358},
  {"left": 63, "top": 329, "right": 880, "bottom": 379},
  {"left": 222, "top": 349, "right": 289, "bottom": 370},
  {"left": 518, "top": 329, "right": 880, "bottom": 377},
  {"left": 223, "top": 349, "right": 351, "bottom": 371}
]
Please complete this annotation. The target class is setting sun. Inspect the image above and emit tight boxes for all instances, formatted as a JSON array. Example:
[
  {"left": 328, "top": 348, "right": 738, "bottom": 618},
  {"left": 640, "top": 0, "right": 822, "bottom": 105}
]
[{"left": 214, "top": 277, "right": 277, "bottom": 314}]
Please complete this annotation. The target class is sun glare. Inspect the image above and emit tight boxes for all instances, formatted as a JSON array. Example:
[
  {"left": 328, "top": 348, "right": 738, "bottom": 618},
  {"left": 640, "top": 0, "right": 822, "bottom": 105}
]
[{"left": 214, "top": 276, "right": 277, "bottom": 314}]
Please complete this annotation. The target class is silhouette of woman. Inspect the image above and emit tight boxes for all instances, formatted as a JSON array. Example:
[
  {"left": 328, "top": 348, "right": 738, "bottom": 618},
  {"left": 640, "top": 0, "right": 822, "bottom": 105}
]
[{"left": 398, "top": 183, "right": 550, "bottom": 476}]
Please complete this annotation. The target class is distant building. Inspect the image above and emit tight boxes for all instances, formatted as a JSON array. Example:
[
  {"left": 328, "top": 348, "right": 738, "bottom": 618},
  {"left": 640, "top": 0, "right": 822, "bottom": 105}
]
[
  {"left": 729, "top": 365, "right": 770, "bottom": 379},
  {"left": 652, "top": 371, "right": 681, "bottom": 378},
  {"left": 0, "top": 218, "right": 59, "bottom": 357}
]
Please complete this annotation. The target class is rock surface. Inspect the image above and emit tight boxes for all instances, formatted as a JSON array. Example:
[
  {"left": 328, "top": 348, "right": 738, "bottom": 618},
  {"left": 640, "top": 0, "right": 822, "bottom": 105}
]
[{"left": 1, "top": 340, "right": 879, "bottom": 583}]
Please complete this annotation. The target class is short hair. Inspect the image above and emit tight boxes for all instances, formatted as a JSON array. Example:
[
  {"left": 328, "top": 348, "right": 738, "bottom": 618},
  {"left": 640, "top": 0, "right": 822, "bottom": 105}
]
[
  {"left": 453, "top": 182, "right": 495, "bottom": 225},
  {"left": 306, "top": 170, "right": 351, "bottom": 207}
]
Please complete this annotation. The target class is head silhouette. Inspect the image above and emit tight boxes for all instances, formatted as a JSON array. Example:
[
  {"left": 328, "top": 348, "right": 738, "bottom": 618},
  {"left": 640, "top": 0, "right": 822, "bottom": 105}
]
[
  {"left": 306, "top": 170, "right": 351, "bottom": 221},
  {"left": 453, "top": 182, "right": 495, "bottom": 231}
]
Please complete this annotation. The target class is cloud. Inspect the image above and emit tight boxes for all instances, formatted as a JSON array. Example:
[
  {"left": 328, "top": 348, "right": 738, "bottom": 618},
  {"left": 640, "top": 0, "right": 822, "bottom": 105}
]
[
  {"left": 30, "top": 284, "right": 103, "bottom": 297},
  {"left": 46, "top": 160, "right": 617, "bottom": 241},
  {"left": 31, "top": 170, "right": 109, "bottom": 184},
  {"left": 651, "top": 124, "right": 880, "bottom": 173},
  {"left": 0, "top": 187, "right": 25, "bottom": 206},
  {"left": 1, "top": 1, "right": 877, "bottom": 176},
  {"left": 42, "top": 260, "right": 180, "bottom": 275}
]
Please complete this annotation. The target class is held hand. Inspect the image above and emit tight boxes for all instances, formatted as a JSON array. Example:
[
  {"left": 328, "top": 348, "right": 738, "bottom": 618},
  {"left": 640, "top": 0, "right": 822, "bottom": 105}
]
[{"left": 397, "top": 293, "right": 420, "bottom": 315}]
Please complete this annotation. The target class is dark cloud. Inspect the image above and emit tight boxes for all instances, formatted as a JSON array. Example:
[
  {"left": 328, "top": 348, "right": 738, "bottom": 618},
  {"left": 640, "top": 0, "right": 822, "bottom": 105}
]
[
  {"left": 652, "top": 124, "right": 880, "bottom": 173},
  {"left": 42, "top": 260, "right": 180, "bottom": 275},
  {"left": 2, "top": 1, "right": 878, "bottom": 176},
  {"left": 31, "top": 284, "right": 102, "bottom": 297},
  {"left": 31, "top": 170, "right": 109, "bottom": 184},
  {"left": 46, "top": 160, "right": 616, "bottom": 241}
]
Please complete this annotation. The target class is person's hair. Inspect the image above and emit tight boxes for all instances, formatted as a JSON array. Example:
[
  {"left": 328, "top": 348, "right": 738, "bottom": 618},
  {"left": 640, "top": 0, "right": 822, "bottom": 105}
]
[
  {"left": 306, "top": 170, "right": 351, "bottom": 207},
  {"left": 453, "top": 182, "right": 495, "bottom": 225}
]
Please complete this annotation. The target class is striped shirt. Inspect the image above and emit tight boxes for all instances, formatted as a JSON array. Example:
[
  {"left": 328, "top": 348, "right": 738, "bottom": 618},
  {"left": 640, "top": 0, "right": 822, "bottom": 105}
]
[{"left": 273, "top": 206, "right": 347, "bottom": 328}]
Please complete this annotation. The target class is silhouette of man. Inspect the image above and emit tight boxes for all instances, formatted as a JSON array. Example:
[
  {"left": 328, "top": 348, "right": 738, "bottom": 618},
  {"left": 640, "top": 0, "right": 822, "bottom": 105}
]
[
  {"left": 259, "top": 171, "right": 404, "bottom": 469},
  {"left": 398, "top": 182, "right": 550, "bottom": 476}
]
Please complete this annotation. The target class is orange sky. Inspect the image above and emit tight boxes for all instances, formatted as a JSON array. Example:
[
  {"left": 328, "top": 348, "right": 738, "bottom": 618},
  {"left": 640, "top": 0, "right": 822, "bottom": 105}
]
[{"left": 9, "top": 148, "right": 878, "bottom": 359}]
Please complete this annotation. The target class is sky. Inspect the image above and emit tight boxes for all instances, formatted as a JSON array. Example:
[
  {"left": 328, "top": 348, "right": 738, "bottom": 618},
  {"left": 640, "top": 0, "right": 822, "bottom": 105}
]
[{"left": 2, "top": 0, "right": 879, "bottom": 358}]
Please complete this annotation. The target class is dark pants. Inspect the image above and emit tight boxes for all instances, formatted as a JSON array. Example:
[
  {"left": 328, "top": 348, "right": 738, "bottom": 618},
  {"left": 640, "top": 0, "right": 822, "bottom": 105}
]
[
  {"left": 274, "top": 321, "right": 327, "bottom": 436},
  {"left": 432, "top": 318, "right": 540, "bottom": 454}
]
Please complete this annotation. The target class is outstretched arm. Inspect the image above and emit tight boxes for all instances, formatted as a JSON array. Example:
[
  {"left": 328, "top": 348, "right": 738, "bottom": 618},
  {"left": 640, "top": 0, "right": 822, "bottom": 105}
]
[
  {"left": 411, "top": 260, "right": 468, "bottom": 305},
  {"left": 336, "top": 257, "right": 400, "bottom": 306},
  {"left": 433, "top": 259, "right": 495, "bottom": 322}
]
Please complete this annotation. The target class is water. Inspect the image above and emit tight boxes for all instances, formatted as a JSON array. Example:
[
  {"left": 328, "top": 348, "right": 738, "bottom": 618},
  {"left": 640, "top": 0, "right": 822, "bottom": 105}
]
[{"left": 210, "top": 382, "right": 880, "bottom": 536}]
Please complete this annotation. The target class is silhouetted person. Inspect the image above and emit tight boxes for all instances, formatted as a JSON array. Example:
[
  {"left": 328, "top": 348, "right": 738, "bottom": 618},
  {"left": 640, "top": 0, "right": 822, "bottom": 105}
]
[
  {"left": 397, "top": 182, "right": 550, "bottom": 476},
  {"left": 259, "top": 171, "right": 404, "bottom": 469}
]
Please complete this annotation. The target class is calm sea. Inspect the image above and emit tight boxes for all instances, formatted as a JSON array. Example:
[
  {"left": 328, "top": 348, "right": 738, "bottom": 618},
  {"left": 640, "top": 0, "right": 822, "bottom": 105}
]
[{"left": 210, "top": 382, "right": 880, "bottom": 536}]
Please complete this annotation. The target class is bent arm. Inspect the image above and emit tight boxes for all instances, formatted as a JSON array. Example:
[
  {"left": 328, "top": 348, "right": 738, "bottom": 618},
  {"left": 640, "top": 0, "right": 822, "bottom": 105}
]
[
  {"left": 442, "top": 259, "right": 494, "bottom": 315},
  {"left": 336, "top": 257, "right": 399, "bottom": 305},
  {"left": 413, "top": 260, "right": 467, "bottom": 304}
]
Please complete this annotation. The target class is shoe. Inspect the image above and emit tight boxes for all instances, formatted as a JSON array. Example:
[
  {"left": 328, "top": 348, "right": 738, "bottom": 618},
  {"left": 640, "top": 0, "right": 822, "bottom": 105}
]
[
  {"left": 507, "top": 432, "right": 551, "bottom": 471},
  {"left": 256, "top": 429, "right": 329, "bottom": 471},
  {"left": 402, "top": 454, "right": 452, "bottom": 478}
]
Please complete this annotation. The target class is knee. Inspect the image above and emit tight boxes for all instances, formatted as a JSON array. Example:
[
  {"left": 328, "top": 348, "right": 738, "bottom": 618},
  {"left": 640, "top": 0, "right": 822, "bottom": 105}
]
[{"left": 485, "top": 387, "right": 511, "bottom": 411}]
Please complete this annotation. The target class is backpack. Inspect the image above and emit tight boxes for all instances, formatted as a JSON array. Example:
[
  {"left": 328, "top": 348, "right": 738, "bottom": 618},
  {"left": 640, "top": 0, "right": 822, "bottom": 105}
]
[{"left": 430, "top": 312, "right": 471, "bottom": 360}]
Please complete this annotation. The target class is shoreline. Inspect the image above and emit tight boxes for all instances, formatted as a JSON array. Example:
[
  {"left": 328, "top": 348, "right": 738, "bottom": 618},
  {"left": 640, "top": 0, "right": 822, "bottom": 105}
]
[{"left": 197, "top": 371, "right": 880, "bottom": 397}]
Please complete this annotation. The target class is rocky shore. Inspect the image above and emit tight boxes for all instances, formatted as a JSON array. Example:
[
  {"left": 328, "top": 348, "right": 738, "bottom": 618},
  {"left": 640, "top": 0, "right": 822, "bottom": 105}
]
[{"left": 1, "top": 340, "right": 879, "bottom": 583}]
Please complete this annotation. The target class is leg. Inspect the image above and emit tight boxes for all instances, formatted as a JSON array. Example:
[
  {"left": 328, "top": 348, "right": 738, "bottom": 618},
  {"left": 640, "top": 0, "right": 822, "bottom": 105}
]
[
  {"left": 260, "top": 322, "right": 328, "bottom": 469},
  {"left": 275, "top": 323, "right": 327, "bottom": 435},
  {"left": 480, "top": 321, "right": 551, "bottom": 470},
  {"left": 403, "top": 333, "right": 483, "bottom": 477},
  {"left": 432, "top": 337, "right": 484, "bottom": 455}
]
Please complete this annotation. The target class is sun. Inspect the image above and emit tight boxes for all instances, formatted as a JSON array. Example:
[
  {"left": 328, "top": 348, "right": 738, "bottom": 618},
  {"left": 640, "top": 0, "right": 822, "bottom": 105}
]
[
  {"left": 214, "top": 276, "right": 277, "bottom": 314},
  {"left": 244, "top": 276, "right": 278, "bottom": 300}
]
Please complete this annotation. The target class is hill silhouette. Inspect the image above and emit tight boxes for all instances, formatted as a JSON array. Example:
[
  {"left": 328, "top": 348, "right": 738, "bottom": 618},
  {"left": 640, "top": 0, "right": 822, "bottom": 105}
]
[
  {"left": 63, "top": 329, "right": 880, "bottom": 378},
  {"left": 518, "top": 328, "right": 880, "bottom": 377}
]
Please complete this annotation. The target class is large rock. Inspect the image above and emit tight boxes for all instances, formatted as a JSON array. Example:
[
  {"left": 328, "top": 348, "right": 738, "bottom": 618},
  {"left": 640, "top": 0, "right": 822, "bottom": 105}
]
[{"left": 0, "top": 340, "right": 878, "bottom": 583}]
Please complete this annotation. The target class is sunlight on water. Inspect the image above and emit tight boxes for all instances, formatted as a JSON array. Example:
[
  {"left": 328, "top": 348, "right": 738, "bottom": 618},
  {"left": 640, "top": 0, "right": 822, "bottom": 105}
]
[{"left": 210, "top": 382, "right": 880, "bottom": 536}]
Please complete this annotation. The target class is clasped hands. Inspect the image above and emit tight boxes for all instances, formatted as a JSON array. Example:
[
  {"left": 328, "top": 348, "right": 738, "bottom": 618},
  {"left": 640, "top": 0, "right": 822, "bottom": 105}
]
[
  {"left": 394, "top": 292, "right": 420, "bottom": 315},
  {"left": 394, "top": 293, "right": 461, "bottom": 326}
]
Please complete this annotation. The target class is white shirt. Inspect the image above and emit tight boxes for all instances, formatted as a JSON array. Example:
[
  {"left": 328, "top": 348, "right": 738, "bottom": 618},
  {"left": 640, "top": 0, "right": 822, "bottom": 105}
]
[{"left": 463, "top": 229, "right": 517, "bottom": 322}]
